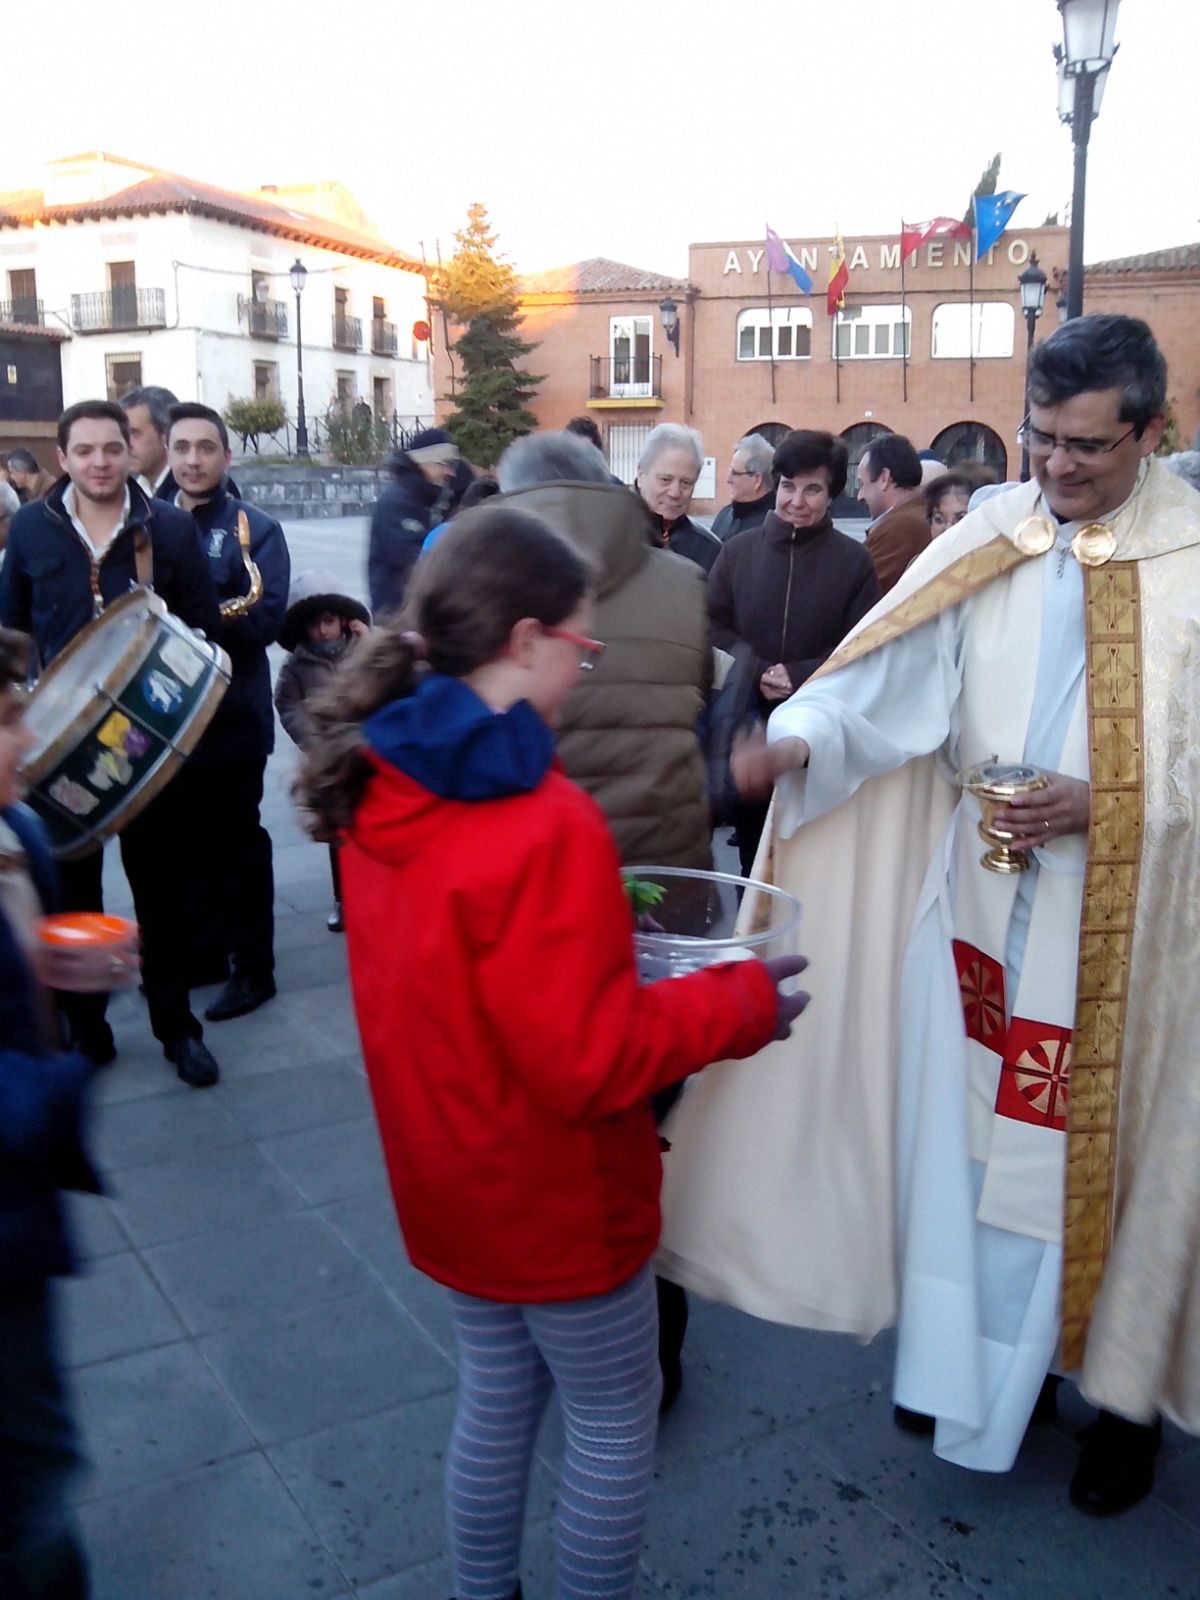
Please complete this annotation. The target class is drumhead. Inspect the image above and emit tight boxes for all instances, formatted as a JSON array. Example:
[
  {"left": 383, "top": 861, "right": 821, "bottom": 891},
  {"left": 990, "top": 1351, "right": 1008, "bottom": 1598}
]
[{"left": 24, "top": 592, "right": 157, "bottom": 765}]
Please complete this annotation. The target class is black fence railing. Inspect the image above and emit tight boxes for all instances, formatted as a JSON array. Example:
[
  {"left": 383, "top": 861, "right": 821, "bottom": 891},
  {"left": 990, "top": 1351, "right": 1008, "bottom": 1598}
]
[
  {"left": 588, "top": 353, "right": 663, "bottom": 401},
  {"left": 371, "top": 319, "right": 398, "bottom": 356},
  {"left": 0, "top": 299, "right": 44, "bottom": 326},
  {"left": 230, "top": 409, "right": 434, "bottom": 460},
  {"left": 332, "top": 314, "right": 362, "bottom": 352},
  {"left": 71, "top": 288, "right": 166, "bottom": 333},
  {"left": 249, "top": 299, "right": 288, "bottom": 340}
]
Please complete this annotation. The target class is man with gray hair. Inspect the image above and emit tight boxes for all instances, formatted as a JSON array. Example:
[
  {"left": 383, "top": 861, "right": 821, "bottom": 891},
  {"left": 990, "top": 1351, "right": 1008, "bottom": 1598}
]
[
  {"left": 634, "top": 423, "right": 721, "bottom": 574},
  {"left": 712, "top": 432, "right": 776, "bottom": 543},
  {"left": 119, "top": 386, "right": 179, "bottom": 498}
]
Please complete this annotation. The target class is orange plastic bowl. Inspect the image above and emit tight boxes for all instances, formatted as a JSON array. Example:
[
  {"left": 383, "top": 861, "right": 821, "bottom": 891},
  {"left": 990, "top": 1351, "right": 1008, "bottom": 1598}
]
[{"left": 35, "top": 913, "right": 140, "bottom": 992}]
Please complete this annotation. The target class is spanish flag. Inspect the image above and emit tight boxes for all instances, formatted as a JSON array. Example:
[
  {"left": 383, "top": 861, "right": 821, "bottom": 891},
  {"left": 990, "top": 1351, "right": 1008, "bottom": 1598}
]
[{"left": 826, "top": 229, "right": 849, "bottom": 316}]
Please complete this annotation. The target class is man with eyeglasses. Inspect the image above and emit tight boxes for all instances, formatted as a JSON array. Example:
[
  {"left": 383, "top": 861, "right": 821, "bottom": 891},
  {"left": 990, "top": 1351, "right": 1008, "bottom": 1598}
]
[
  {"left": 711, "top": 433, "right": 776, "bottom": 543},
  {"left": 655, "top": 314, "right": 1200, "bottom": 1516}
]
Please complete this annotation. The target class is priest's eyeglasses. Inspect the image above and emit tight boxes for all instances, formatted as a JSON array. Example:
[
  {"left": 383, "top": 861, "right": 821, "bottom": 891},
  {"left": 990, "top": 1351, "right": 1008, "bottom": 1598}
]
[
  {"left": 544, "top": 626, "right": 607, "bottom": 670},
  {"left": 1016, "top": 418, "right": 1139, "bottom": 463}
]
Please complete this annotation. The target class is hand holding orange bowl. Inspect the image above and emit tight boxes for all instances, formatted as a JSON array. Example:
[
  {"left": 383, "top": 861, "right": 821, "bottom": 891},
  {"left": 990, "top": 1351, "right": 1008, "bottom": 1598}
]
[{"left": 35, "top": 913, "right": 141, "bottom": 993}]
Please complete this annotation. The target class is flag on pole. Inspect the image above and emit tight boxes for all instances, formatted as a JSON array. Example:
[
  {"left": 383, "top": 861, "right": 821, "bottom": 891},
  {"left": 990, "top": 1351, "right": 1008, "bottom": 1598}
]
[
  {"left": 826, "top": 230, "right": 849, "bottom": 316},
  {"left": 900, "top": 216, "right": 972, "bottom": 263},
  {"left": 765, "top": 226, "right": 813, "bottom": 293},
  {"left": 973, "top": 191, "right": 1026, "bottom": 258}
]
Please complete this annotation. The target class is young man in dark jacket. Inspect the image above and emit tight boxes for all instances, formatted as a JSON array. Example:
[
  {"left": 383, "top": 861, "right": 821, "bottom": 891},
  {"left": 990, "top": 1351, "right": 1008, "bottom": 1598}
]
[
  {"left": 708, "top": 429, "right": 880, "bottom": 873},
  {"left": 166, "top": 403, "right": 291, "bottom": 1024},
  {"left": 0, "top": 626, "right": 99, "bottom": 1599},
  {"left": 366, "top": 428, "right": 458, "bottom": 614},
  {"left": 0, "top": 401, "right": 224, "bottom": 1085}
]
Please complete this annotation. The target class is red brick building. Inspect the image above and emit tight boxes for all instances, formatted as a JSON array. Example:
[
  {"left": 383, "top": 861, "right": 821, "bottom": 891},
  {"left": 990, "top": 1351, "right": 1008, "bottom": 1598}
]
[{"left": 436, "top": 226, "right": 1199, "bottom": 510}]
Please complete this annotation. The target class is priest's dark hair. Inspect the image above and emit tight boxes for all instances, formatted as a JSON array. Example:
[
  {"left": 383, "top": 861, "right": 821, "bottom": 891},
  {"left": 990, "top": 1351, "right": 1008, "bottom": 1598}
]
[
  {"left": 1028, "top": 314, "right": 1167, "bottom": 433},
  {"left": 772, "top": 430, "right": 849, "bottom": 500}
]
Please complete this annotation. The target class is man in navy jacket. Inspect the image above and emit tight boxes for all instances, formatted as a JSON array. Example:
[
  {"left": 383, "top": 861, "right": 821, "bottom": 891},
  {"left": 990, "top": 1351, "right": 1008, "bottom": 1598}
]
[
  {"left": 0, "top": 401, "right": 224, "bottom": 1087},
  {"left": 0, "top": 624, "right": 99, "bottom": 1598},
  {"left": 165, "top": 403, "right": 290, "bottom": 1024}
]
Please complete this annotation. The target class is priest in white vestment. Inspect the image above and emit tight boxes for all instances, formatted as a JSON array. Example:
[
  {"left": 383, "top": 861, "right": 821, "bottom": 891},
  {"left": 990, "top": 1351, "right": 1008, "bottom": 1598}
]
[{"left": 657, "top": 315, "right": 1200, "bottom": 1517}]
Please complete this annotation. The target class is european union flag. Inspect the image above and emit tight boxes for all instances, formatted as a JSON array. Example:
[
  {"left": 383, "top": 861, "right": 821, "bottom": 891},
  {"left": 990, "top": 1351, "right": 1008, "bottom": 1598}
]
[{"left": 973, "top": 191, "right": 1026, "bottom": 259}]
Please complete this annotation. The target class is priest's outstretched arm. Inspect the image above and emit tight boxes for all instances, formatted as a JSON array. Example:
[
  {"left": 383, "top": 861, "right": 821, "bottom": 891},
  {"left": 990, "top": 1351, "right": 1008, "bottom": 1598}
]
[{"left": 733, "top": 605, "right": 966, "bottom": 826}]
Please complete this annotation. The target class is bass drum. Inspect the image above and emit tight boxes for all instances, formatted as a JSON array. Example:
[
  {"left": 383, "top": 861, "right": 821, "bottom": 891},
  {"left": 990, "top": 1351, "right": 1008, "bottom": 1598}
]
[{"left": 22, "top": 588, "right": 231, "bottom": 859}]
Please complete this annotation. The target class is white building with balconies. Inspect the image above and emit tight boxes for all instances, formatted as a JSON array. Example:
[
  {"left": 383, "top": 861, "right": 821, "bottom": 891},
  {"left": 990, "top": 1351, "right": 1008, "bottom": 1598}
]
[{"left": 0, "top": 152, "right": 435, "bottom": 450}]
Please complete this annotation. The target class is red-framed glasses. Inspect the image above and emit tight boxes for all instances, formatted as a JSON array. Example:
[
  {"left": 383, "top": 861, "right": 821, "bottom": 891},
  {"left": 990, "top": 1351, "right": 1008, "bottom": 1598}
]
[{"left": 544, "top": 626, "right": 606, "bottom": 670}]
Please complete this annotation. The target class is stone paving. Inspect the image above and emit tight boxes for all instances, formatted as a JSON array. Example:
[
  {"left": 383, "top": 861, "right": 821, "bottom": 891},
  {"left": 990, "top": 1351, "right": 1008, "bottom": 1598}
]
[{"left": 58, "top": 519, "right": 1200, "bottom": 1598}]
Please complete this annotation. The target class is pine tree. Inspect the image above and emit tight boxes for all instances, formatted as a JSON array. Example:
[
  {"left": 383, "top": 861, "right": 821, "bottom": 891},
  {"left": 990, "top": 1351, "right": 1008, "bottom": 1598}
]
[
  {"left": 437, "top": 204, "right": 543, "bottom": 468},
  {"left": 963, "top": 153, "right": 1002, "bottom": 225}
]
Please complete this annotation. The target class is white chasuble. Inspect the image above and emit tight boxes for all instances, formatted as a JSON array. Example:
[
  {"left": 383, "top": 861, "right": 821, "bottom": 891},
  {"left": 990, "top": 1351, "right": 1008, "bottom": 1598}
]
[{"left": 658, "top": 461, "right": 1200, "bottom": 1465}]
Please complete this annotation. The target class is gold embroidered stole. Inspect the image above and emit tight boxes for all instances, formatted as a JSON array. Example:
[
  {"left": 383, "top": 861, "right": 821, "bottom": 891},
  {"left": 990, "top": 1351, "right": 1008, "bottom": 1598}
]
[
  {"left": 809, "top": 536, "right": 1034, "bottom": 684},
  {"left": 1061, "top": 564, "right": 1145, "bottom": 1369}
]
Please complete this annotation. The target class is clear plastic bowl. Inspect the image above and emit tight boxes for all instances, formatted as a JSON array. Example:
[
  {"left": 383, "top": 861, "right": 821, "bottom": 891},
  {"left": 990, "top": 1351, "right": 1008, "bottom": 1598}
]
[{"left": 622, "top": 865, "right": 801, "bottom": 981}]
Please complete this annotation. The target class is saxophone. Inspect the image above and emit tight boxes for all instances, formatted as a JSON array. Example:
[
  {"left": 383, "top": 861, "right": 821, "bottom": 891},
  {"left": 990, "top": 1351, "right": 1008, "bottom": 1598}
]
[{"left": 219, "top": 510, "right": 263, "bottom": 619}]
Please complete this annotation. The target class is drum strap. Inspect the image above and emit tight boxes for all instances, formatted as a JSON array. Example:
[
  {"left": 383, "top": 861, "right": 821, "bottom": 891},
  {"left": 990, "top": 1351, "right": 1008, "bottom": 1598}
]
[{"left": 133, "top": 527, "right": 154, "bottom": 591}]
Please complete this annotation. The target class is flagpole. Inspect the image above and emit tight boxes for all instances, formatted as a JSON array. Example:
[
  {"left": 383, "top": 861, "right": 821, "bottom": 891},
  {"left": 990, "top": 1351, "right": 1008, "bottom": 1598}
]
[
  {"left": 900, "top": 219, "right": 908, "bottom": 403},
  {"left": 764, "top": 223, "right": 777, "bottom": 406},
  {"left": 968, "top": 237, "right": 976, "bottom": 404}
]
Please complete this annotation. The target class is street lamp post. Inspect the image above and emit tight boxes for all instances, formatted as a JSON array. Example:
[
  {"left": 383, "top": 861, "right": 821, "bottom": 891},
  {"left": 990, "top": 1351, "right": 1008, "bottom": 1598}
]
[
  {"left": 290, "top": 257, "right": 310, "bottom": 459},
  {"left": 1018, "top": 252, "right": 1048, "bottom": 481},
  {"left": 658, "top": 297, "right": 680, "bottom": 357},
  {"left": 1055, "top": 0, "right": 1121, "bottom": 321}
]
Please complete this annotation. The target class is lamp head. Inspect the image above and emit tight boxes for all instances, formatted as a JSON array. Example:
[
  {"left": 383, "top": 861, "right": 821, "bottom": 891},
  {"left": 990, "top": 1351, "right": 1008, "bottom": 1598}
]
[{"left": 290, "top": 258, "right": 307, "bottom": 295}]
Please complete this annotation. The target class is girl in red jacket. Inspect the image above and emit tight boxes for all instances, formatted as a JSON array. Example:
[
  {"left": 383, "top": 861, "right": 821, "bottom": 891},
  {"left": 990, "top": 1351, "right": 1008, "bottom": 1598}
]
[{"left": 299, "top": 507, "right": 807, "bottom": 1600}]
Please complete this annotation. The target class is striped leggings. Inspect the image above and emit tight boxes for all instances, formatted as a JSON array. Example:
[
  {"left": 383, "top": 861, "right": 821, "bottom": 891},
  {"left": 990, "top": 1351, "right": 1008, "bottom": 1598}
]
[{"left": 445, "top": 1264, "right": 661, "bottom": 1600}]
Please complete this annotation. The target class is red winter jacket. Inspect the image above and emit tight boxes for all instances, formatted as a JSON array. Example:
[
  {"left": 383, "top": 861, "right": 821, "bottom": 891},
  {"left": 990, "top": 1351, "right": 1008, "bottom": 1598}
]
[{"left": 341, "top": 688, "right": 778, "bottom": 1303}]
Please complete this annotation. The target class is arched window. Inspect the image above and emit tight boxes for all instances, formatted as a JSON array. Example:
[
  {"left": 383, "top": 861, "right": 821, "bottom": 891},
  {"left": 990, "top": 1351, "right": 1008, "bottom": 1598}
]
[
  {"left": 931, "top": 421, "right": 1009, "bottom": 479},
  {"left": 747, "top": 421, "right": 792, "bottom": 448},
  {"left": 930, "top": 302, "right": 1015, "bottom": 359},
  {"left": 833, "top": 305, "right": 910, "bottom": 360},
  {"left": 836, "top": 421, "right": 893, "bottom": 515},
  {"left": 736, "top": 306, "right": 813, "bottom": 361}
]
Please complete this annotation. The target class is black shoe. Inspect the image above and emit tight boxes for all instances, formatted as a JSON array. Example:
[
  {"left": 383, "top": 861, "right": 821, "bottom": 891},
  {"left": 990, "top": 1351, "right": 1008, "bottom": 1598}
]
[
  {"left": 893, "top": 1404, "right": 937, "bottom": 1436},
  {"left": 1069, "top": 1410, "right": 1161, "bottom": 1516},
  {"left": 76, "top": 1022, "right": 117, "bottom": 1067},
  {"left": 165, "top": 1035, "right": 220, "bottom": 1088},
  {"left": 326, "top": 903, "right": 344, "bottom": 934},
  {"left": 204, "top": 973, "right": 276, "bottom": 1022}
]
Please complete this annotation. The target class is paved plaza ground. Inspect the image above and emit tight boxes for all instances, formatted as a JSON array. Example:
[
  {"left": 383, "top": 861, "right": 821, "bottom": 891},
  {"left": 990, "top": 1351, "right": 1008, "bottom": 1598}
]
[{"left": 60, "top": 517, "right": 1200, "bottom": 1598}]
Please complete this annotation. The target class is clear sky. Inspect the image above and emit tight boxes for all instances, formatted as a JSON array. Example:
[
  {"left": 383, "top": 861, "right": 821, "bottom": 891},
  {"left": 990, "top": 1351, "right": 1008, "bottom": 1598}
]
[{"left": 3, "top": 0, "right": 1195, "bottom": 277}]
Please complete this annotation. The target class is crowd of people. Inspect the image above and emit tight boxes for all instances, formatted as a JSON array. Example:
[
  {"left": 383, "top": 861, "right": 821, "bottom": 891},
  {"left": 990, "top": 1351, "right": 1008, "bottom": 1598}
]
[{"left": 0, "top": 311, "right": 1198, "bottom": 1599}]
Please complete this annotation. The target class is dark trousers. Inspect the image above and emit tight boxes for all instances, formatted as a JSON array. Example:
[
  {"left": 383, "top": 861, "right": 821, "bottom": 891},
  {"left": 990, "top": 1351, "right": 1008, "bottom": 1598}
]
[
  {"left": 0, "top": 1285, "right": 89, "bottom": 1599},
  {"left": 329, "top": 843, "right": 342, "bottom": 906},
  {"left": 733, "top": 795, "right": 771, "bottom": 879},
  {"left": 55, "top": 779, "right": 202, "bottom": 1048},
  {"left": 183, "top": 755, "right": 274, "bottom": 982}
]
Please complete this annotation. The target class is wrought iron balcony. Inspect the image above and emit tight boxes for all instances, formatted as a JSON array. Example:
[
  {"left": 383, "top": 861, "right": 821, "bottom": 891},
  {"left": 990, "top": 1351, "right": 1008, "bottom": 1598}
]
[
  {"left": 0, "top": 298, "right": 45, "bottom": 326},
  {"left": 371, "top": 319, "right": 398, "bottom": 356},
  {"left": 588, "top": 354, "right": 663, "bottom": 402},
  {"left": 71, "top": 288, "right": 166, "bottom": 334},
  {"left": 333, "top": 314, "right": 362, "bottom": 352},
  {"left": 248, "top": 298, "right": 288, "bottom": 340}
]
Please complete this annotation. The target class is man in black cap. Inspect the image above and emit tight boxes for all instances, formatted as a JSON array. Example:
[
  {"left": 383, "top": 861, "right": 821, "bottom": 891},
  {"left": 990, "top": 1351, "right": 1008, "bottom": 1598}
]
[{"left": 367, "top": 428, "right": 458, "bottom": 614}]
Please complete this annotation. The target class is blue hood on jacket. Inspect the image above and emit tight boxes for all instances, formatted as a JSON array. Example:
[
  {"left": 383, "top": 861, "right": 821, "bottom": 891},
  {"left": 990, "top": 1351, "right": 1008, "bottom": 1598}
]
[{"left": 364, "top": 675, "right": 556, "bottom": 801}]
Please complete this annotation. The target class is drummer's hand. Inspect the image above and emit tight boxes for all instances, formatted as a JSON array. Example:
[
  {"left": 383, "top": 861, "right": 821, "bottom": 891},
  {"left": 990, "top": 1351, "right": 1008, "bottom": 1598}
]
[
  {"left": 762, "top": 955, "right": 810, "bottom": 1040},
  {"left": 994, "top": 772, "right": 1091, "bottom": 850},
  {"left": 731, "top": 727, "right": 811, "bottom": 800}
]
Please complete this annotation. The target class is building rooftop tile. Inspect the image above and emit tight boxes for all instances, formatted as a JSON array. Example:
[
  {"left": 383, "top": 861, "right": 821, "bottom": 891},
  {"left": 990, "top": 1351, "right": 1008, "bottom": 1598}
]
[
  {"left": 1086, "top": 242, "right": 1200, "bottom": 275},
  {"left": 522, "top": 256, "right": 688, "bottom": 295},
  {"left": 0, "top": 161, "right": 426, "bottom": 275}
]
